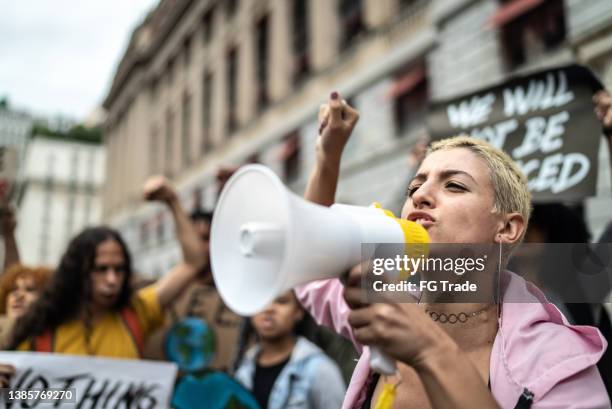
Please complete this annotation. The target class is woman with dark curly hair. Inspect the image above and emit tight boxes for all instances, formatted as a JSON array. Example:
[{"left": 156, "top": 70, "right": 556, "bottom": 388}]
[{"left": 6, "top": 176, "right": 206, "bottom": 358}]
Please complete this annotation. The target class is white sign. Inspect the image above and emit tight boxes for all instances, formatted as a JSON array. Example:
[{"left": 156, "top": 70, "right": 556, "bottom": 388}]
[{"left": 0, "top": 352, "right": 178, "bottom": 408}]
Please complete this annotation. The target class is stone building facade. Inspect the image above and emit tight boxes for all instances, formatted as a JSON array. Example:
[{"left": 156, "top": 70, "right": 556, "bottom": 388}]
[{"left": 103, "top": 0, "right": 612, "bottom": 278}]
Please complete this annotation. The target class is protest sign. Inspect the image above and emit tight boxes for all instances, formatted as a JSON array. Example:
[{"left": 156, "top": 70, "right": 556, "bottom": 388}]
[
  {"left": 427, "top": 64, "right": 604, "bottom": 201},
  {"left": 145, "top": 283, "right": 242, "bottom": 372},
  {"left": 0, "top": 352, "right": 177, "bottom": 409}
]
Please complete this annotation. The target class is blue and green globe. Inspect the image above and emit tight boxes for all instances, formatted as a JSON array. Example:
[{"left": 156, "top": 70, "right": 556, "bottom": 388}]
[
  {"left": 164, "top": 317, "right": 216, "bottom": 372},
  {"left": 172, "top": 370, "right": 260, "bottom": 409}
]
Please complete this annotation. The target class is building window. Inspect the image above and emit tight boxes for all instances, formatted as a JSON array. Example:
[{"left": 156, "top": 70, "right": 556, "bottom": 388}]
[
  {"left": 391, "top": 62, "right": 429, "bottom": 136},
  {"left": 338, "top": 0, "right": 364, "bottom": 50},
  {"left": 165, "top": 110, "right": 174, "bottom": 177},
  {"left": 156, "top": 212, "right": 165, "bottom": 245},
  {"left": 398, "top": 0, "right": 420, "bottom": 11},
  {"left": 192, "top": 187, "right": 204, "bottom": 211},
  {"left": 256, "top": 15, "right": 270, "bottom": 111},
  {"left": 149, "top": 126, "right": 159, "bottom": 174},
  {"left": 225, "top": 0, "right": 239, "bottom": 19},
  {"left": 246, "top": 152, "right": 260, "bottom": 164},
  {"left": 227, "top": 47, "right": 238, "bottom": 135},
  {"left": 280, "top": 131, "right": 301, "bottom": 183},
  {"left": 201, "top": 72, "right": 213, "bottom": 154},
  {"left": 140, "top": 221, "right": 149, "bottom": 248},
  {"left": 149, "top": 76, "right": 159, "bottom": 101},
  {"left": 495, "top": 0, "right": 566, "bottom": 70},
  {"left": 181, "top": 93, "right": 192, "bottom": 168},
  {"left": 202, "top": 8, "right": 215, "bottom": 44},
  {"left": 166, "top": 57, "right": 175, "bottom": 85},
  {"left": 183, "top": 35, "right": 192, "bottom": 67},
  {"left": 292, "top": 0, "right": 310, "bottom": 84}
]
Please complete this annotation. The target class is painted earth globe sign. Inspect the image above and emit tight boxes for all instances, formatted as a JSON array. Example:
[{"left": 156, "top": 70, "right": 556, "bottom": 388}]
[
  {"left": 172, "top": 370, "right": 260, "bottom": 409},
  {"left": 164, "top": 317, "right": 216, "bottom": 372}
]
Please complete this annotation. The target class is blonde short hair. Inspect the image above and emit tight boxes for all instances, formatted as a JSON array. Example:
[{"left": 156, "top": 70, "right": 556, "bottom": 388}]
[{"left": 429, "top": 135, "right": 532, "bottom": 239}]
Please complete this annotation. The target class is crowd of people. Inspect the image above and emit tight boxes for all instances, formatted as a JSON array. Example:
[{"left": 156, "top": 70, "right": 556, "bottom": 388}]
[{"left": 0, "top": 88, "right": 610, "bottom": 408}]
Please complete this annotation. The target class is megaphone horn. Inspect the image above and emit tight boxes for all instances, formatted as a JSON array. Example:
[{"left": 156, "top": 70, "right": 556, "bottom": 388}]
[{"left": 211, "top": 164, "right": 429, "bottom": 375}]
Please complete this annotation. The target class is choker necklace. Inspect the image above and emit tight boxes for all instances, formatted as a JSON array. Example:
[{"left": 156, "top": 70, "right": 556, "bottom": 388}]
[{"left": 425, "top": 306, "right": 490, "bottom": 324}]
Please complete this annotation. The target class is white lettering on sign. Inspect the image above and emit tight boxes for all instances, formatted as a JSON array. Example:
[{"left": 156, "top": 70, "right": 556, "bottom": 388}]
[
  {"left": 512, "top": 111, "right": 570, "bottom": 159},
  {"left": 447, "top": 93, "right": 496, "bottom": 129},
  {"left": 518, "top": 152, "right": 590, "bottom": 193},
  {"left": 471, "top": 118, "right": 518, "bottom": 149},
  {"left": 503, "top": 72, "right": 574, "bottom": 117}
]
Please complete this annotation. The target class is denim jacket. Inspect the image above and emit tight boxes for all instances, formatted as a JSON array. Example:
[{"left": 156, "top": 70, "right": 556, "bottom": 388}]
[{"left": 235, "top": 336, "right": 346, "bottom": 409}]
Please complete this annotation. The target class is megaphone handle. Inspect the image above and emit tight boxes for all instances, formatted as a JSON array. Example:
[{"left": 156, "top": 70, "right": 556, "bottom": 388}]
[{"left": 370, "top": 347, "right": 397, "bottom": 375}]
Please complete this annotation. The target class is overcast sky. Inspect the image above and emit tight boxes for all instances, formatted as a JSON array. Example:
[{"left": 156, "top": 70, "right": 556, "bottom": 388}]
[{"left": 0, "top": 0, "right": 158, "bottom": 121}]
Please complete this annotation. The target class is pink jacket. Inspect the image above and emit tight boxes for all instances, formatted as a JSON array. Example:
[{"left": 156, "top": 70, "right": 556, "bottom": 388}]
[{"left": 295, "top": 271, "right": 610, "bottom": 409}]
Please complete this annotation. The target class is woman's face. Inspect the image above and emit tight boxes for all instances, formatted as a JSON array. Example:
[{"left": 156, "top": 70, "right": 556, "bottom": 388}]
[
  {"left": 401, "top": 148, "right": 503, "bottom": 244},
  {"left": 90, "top": 239, "right": 126, "bottom": 310},
  {"left": 6, "top": 276, "right": 39, "bottom": 319},
  {"left": 251, "top": 291, "right": 304, "bottom": 341}
]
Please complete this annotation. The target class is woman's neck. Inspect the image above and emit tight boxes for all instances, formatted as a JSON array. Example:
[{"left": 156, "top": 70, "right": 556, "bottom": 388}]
[
  {"left": 257, "top": 335, "right": 296, "bottom": 366},
  {"left": 420, "top": 302, "right": 499, "bottom": 351},
  {"left": 83, "top": 303, "right": 108, "bottom": 324}
]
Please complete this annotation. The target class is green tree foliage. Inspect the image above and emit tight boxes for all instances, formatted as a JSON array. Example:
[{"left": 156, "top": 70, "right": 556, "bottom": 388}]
[{"left": 31, "top": 123, "right": 102, "bottom": 144}]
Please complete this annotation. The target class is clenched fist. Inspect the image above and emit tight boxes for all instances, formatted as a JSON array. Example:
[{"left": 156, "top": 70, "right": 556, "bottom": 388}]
[{"left": 143, "top": 175, "right": 178, "bottom": 205}]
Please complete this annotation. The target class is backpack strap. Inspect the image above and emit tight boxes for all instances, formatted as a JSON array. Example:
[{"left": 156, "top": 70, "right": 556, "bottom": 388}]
[
  {"left": 32, "top": 330, "right": 54, "bottom": 352},
  {"left": 120, "top": 306, "right": 144, "bottom": 358},
  {"left": 513, "top": 388, "right": 534, "bottom": 409}
]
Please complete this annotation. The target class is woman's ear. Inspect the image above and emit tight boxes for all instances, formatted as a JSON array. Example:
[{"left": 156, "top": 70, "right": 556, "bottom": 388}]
[
  {"left": 294, "top": 307, "right": 305, "bottom": 323},
  {"left": 495, "top": 212, "right": 525, "bottom": 244}
]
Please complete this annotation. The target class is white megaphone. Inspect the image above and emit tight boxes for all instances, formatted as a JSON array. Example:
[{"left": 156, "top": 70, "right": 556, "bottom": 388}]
[{"left": 211, "top": 164, "right": 428, "bottom": 375}]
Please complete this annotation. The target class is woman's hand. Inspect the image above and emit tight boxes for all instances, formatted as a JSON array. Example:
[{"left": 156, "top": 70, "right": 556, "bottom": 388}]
[
  {"left": 0, "top": 363, "right": 15, "bottom": 388},
  {"left": 143, "top": 175, "right": 179, "bottom": 205},
  {"left": 594, "top": 90, "right": 612, "bottom": 130},
  {"left": 316, "top": 92, "right": 359, "bottom": 164},
  {"left": 343, "top": 263, "right": 456, "bottom": 368}
]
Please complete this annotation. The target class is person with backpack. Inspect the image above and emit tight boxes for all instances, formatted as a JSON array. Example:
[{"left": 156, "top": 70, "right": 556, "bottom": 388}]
[{"left": 6, "top": 175, "right": 206, "bottom": 357}]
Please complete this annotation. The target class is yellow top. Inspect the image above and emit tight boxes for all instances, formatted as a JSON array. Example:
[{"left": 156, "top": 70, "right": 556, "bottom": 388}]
[{"left": 18, "top": 285, "right": 164, "bottom": 359}]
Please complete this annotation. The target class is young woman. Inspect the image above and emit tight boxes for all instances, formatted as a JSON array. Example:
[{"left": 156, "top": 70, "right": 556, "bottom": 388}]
[
  {"left": 295, "top": 92, "right": 609, "bottom": 408},
  {"left": 234, "top": 290, "right": 345, "bottom": 409},
  {"left": 0, "top": 264, "right": 51, "bottom": 320}
]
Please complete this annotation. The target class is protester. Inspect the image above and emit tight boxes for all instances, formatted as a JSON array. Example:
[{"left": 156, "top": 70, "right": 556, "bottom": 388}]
[
  {"left": 594, "top": 90, "right": 612, "bottom": 172},
  {"left": 0, "top": 207, "right": 52, "bottom": 347},
  {"left": 144, "top": 207, "right": 244, "bottom": 372},
  {"left": 0, "top": 264, "right": 52, "bottom": 320},
  {"left": 0, "top": 206, "right": 50, "bottom": 322},
  {"left": 6, "top": 176, "right": 206, "bottom": 358},
  {"left": 0, "top": 205, "right": 52, "bottom": 385},
  {"left": 0, "top": 206, "right": 20, "bottom": 271},
  {"left": 234, "top": 290, "right": 345, "bottom": 409},
  {"left": 294, "top": 92, "right": 609, "bottom": 408}
]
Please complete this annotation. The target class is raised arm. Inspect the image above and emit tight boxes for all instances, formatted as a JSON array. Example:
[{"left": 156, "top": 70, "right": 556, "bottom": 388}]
[
  {"left": 294, "top": 92, "right": 362, "bottom": 346},
  {"left": 1, "top": 206, "right": 20, "bottom": 271},
  {"left": 304, "top": 91, "right": 359, "bottom": 206},
  {"left": 143, "top": 176, "right": 206, "bottom": 308},
  {"left": 594, "top": 90, "right": 612, "bottom": 184}
]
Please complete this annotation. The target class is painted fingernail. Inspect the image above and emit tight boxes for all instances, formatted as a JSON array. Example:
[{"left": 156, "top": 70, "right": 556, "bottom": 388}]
[{"left": 331, "top": 91, "right": 339, "bottom": 100}]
